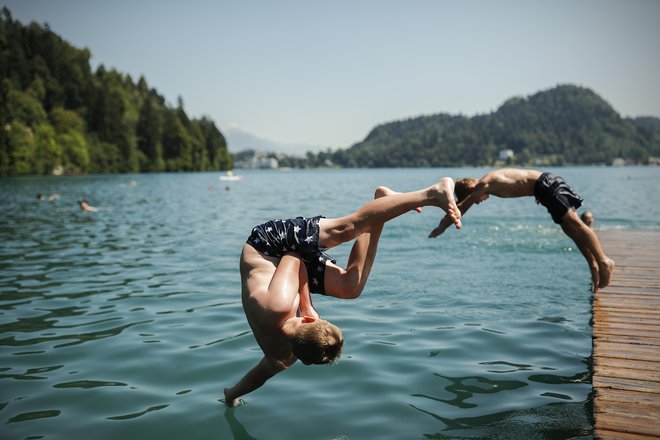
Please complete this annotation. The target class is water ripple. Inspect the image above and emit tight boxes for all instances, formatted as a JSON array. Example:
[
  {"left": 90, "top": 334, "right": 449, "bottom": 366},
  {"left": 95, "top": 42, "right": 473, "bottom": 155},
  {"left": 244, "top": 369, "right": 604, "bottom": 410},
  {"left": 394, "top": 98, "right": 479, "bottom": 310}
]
[
  {"left": 2, "top": 168, "right": 655, "bottom": 439},
  {"left": 106, "top": 404, "right": 169, "bottom": 421}
]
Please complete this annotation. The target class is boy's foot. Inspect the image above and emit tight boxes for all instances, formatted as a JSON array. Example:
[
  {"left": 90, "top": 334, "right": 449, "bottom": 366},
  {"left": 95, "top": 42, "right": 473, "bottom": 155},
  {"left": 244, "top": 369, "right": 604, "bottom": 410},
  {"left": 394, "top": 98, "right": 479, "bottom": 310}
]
[
  {"left": 431, "top": 177, "right": 461, "bottom": 229},
  {"left": 598, "top": 258, "right": 615, "bottom": 289}
]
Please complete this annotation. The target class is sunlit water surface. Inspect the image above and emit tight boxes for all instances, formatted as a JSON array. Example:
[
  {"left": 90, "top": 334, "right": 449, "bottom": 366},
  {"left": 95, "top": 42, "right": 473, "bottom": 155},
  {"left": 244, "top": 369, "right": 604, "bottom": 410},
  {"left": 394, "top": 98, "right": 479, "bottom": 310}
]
[{"left": 1, "top": 167, "right": 659, "bottom": 440}]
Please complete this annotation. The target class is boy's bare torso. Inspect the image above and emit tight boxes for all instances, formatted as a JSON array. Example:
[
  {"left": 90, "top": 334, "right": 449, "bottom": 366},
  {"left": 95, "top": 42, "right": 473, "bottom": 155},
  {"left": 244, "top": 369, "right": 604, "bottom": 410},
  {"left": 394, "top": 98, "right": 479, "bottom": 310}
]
[
  {"left": 240, "top": 244, "right": 297, "bottom": 367},
  {"left": 479, "top": 169, "right": 542, "bottom": 198}
]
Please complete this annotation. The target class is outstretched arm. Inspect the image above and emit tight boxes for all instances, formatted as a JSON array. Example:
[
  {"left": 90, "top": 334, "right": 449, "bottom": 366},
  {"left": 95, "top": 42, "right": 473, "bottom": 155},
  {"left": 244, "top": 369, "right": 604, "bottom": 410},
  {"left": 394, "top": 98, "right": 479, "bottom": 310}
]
[
  {"left": 428, "top": 195, "right": 478, "bottom": 238},
  {"left": 428, "top": 213, "right": 458, "bottom": 238},
  {"left": 224, "top": 356, "right": 287, "bottom": 406}
]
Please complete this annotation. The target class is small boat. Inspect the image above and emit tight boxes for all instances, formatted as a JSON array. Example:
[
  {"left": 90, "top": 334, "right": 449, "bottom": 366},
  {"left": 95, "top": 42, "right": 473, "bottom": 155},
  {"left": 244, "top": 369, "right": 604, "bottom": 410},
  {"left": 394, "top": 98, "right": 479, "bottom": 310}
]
[{"left": 219, "top": 170, "right": 243, "bottom": 181}]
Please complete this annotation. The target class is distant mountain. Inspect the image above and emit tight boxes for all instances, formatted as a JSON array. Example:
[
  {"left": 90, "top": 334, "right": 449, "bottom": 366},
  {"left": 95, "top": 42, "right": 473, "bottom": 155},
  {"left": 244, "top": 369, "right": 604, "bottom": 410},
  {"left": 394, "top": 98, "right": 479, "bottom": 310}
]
[
  {"left": 224, "top": 126, "right": 327, "bottom": 156},
  {"left": 324, "top": 85, "right": 660, "bottom": 167}
]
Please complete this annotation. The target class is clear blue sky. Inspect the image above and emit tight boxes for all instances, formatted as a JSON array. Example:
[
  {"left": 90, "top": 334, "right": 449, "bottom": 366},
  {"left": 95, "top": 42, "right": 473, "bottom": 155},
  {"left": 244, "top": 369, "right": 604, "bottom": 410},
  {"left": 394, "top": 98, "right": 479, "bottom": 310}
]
[{"left": 4, "top": 0, "right": 660, "bottom": 150}]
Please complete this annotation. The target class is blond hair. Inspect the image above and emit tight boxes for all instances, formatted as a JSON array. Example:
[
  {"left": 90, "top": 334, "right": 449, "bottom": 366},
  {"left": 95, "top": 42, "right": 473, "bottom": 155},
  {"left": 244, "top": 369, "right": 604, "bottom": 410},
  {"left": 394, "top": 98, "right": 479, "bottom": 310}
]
[
  {"left": 291, "top": 320, "right": 343, "bottom": 365},
  {"left": 455, "top": 177, "right": 478, "bottom": 203}
]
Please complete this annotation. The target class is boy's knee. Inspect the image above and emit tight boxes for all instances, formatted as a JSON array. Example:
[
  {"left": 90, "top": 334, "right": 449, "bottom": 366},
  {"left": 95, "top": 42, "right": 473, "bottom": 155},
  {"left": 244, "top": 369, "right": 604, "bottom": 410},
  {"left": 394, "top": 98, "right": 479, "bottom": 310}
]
[
  {"left": 561, "top": 211, "right": 584, "bottom": 233},
  {"left": 374, "top": 186, "right": 388, "bottom": 198},
  {"left": 340, "top": 268, "right": 364, "bottom": 298}
]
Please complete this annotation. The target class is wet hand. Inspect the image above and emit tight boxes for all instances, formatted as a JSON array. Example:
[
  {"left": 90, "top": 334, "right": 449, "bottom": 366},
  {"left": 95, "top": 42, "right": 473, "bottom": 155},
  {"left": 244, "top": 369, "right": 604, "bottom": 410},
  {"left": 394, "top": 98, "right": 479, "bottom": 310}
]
[{"left": 224, "top": 388, "right": 241, "bottom": 407}]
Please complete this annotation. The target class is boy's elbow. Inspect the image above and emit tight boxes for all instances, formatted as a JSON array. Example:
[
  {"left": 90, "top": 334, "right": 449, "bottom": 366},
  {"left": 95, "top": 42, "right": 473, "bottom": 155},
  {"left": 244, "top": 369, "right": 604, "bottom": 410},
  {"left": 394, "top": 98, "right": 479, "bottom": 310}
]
[
  {"left": 342, "top": 289, "right": 363, "bottom": 299},
  {"left": 331, "top": 287, "right": 363, "bottom": 299}
]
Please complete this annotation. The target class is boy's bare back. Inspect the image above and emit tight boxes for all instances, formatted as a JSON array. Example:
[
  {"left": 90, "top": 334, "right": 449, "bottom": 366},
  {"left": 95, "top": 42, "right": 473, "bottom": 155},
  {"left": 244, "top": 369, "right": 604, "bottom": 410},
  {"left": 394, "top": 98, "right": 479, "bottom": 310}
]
[{"left": 479, "top": 168, "right": 542, "bottom": 198}]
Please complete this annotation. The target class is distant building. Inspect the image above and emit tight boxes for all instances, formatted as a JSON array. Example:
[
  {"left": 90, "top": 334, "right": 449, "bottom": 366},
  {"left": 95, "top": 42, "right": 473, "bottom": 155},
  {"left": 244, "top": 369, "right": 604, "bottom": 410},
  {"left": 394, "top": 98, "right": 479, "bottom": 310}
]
[
  {"left": 254, "top": 156, "right": 279, "bottom": 169},
  {"left": 233, "top": 150, "right": 279, "bottom": 169},
  {"left": 498, "top": 149, "right": 515, "bottom": 161}
]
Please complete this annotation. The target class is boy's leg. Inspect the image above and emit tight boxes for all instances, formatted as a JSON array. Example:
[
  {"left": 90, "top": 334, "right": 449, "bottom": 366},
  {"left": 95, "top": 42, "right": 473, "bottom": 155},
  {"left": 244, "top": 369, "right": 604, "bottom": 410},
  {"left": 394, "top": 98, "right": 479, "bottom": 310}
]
[
  {"left": 560, "top": 210, "right": 615, "bottom": 291},
  {"left": 266, "top": 253, "right": 304, "bottom": 298},
  {"left": 582, "top": 248, "right": 600, "bottom": 293},
  {"left": 318, "top": 177, "right": 460, "bottom": 250},
  {"left": 323, "top": 186, "right": 390, "bottom": 299},
  {"left": 563, "top": 229, "right": 600, "bottom": 292}
]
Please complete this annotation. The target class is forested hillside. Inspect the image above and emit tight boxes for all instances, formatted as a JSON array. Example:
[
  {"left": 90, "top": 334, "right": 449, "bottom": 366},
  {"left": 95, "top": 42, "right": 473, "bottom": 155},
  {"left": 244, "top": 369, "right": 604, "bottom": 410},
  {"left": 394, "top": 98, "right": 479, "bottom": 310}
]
[
  {"left": 318, "top": 85, "right": 660, "bottom": 168},
  {"left": 0, "top": 8, "right": 232, "bottom": 176}
]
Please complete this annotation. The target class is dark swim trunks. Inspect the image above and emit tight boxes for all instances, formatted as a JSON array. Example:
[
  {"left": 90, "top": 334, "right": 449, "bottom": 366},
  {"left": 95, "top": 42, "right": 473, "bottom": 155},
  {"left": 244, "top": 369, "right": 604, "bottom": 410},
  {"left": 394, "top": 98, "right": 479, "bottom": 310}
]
[
  {"left": 534, "top": 173, "right": 583, "bottom": 224},
  {"left": 245, "top": 216, "right": 336, "bottom": 295}
]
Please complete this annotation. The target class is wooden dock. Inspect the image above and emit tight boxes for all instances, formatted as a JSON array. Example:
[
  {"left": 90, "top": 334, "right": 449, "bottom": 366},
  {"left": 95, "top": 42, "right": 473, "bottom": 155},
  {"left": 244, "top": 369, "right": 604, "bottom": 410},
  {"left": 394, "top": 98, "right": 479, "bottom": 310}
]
[{"left": 593, "top": 230, "right": 660, "bottom": 440}]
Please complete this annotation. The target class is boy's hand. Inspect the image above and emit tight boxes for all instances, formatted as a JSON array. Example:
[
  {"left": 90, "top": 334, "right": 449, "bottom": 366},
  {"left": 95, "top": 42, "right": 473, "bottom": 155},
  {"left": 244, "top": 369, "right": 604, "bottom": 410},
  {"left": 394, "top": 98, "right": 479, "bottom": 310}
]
[
  {"left": 428, "top": 214, "right": 453, "bottom": 238},
  {"left": 428, "top": 225, "right": 445, "bottom": 238},
  {"left": 224, "top": 387, "right": 240, "bottom": 407}
]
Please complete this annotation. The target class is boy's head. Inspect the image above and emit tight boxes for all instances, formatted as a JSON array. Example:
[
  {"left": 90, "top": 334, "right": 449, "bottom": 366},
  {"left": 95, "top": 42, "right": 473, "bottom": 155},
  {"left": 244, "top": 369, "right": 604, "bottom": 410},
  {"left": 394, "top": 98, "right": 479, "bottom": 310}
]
[
  {"left": 581, "top": 211, "right": 594, "bottom": 227},
  {"left": 291, "top": 319, "right": 343, "bottom": 365},
  {"left": 455, "top": 177, "right": 478, "bottom": 203}
]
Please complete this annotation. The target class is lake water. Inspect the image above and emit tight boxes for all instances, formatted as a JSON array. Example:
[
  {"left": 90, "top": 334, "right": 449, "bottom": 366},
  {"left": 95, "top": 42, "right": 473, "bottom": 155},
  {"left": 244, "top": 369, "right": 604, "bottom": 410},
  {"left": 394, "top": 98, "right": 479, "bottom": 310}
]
[{"left": 1, "top": 167, "right": 659, "bottom": 440}]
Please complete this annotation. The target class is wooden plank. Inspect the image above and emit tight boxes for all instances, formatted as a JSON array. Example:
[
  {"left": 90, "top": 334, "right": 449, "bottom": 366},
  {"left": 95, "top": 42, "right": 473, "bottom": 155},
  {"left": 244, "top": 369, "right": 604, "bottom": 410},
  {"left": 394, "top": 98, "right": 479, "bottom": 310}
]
[
  {"left": 594, "top": 327, "right": 660, "bottom": 339},
  {"left": 594, "top": 349, "right": 660, "bottom": 363},
  {"left": 596, "top": 320, "right": 660, "bottom": 334},
  {"left": 593, "top": 375, "right": 660, "bottom": 394},
  {"left": 595, "top": 298, "right": 660, "bottom": 311},
  {"left": 594, "top": 356, "right": 660, "bottom": 371},
  {"left": 596, "top": 312, "right": 660, "bottom": 322},
  {"left": 596, "top": 340, "right": 660, "bottom": 354},
  {"left": 595, "top": 387, "right": 660, "bottom": 404},
  {"left": 595, "top": 335, "right": 660, "bottom": 347},
  {"left": 595, "top": 401, "right": 660, "bottom": 422},
  {"left": 595, "top": 387, "right": 660, "bottom": 406},
  {"left": 596, "top": 430, "right": 660, "bottom": 440},
  {"left": 593, "top": 413, "right": 660, "bottom": 438},
  {"left": 593, "top": 365, "right": 660, "bottom": 382},
  {"left": 596, "top": 320, "right": 660, "bottom": 331},
  {"left": 596, "top": 307, "right": 660, "bottom": 317},
  {"left": 595, "top": 291, "right": 660, "bottom": 300},
  {"left": 597, "top": 292, "right": 660, "bottom": 301},
  {"left": 593, "top": 230, "right": 660, "bottom": 440}
]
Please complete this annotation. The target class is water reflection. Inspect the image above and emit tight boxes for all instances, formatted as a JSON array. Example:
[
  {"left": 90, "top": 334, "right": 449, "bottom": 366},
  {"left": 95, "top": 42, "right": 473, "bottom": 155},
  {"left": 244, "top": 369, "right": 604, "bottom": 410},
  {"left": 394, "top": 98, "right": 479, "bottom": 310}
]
[
  {"left": 53, "top": 380, "right": 127, "bottom": 389},
  {"left": 413, "top": 401, "right": 593, "bottom": 439},
  {"left": 106, "top": 404, "right": 169, "bottom": 420},
  {"left": 479, "top": 360, "right": 534, "bottom": 373},
  {"left": 7, "top": 409, "right": 60, "bottom": 424},
  {"left": 224, "top": 409, "right": 259, "bottom": 440},
  {"left": 413, "top": 373, "right": 528, "bottom": 409}
]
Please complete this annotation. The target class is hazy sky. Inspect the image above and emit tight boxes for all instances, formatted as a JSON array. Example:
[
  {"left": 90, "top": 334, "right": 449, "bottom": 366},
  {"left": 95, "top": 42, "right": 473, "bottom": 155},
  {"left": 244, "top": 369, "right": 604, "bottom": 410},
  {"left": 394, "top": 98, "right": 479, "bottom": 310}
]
[{"left": 4, "top": 0, "right": 660, "bottom": 150}]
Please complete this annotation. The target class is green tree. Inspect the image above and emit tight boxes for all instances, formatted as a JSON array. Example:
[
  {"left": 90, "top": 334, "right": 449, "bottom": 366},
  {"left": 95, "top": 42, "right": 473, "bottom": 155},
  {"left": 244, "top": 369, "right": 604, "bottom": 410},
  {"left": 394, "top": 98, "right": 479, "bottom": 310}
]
[
  {"left": 137, "top": 95, "right": 164, "bottom": 171},
  {"left": 198, "top": 117, "right": 231, "bottom": 170},
  {"left": 50, "top": 107, "right": 89, "bottom": 172},
  {"left": 6, "top": 121, "right": 35, "bottom": 174},
  {"left": 7, "top": 88, "right": 47, "bottom": 126},
  {"left": 33, "top": 123, "right": 61, "bottom": 174}
]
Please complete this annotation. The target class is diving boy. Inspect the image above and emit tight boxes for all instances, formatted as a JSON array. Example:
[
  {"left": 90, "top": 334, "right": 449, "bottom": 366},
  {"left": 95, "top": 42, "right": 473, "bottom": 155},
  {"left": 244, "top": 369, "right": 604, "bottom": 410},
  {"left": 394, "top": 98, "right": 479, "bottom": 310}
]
[
  {"left": 224, "top": 178, "right": 462, "bottom": 406},
  {"left": 428, "top": 168, "right": 614, "bottom": 292}
]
